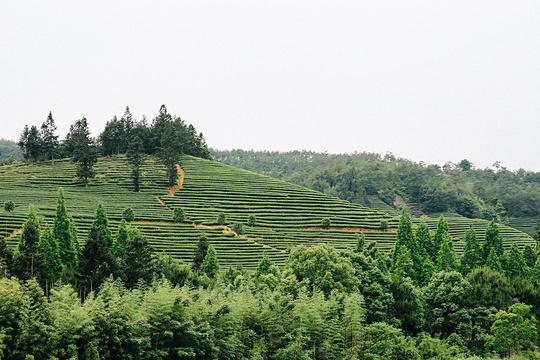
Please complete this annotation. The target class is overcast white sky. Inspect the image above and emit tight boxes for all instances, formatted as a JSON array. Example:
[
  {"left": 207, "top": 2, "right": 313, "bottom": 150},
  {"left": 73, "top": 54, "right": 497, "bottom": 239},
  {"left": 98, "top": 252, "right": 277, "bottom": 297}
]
[{"left": 1, "top": 1, "right": 539, "bottom": 170}]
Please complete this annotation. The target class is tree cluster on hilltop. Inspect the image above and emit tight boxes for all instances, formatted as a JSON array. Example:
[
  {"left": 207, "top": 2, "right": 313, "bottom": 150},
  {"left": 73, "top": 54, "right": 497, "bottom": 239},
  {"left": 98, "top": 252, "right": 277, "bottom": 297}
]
[
  {"left": 212, "top": 149, "right": 540, "bottom": 220},
  {"left": 16, "top": 105, "right": 211, "bottom": 186},
  {"left": 2, "top": 194, "right": 540, "bottom": 358}
]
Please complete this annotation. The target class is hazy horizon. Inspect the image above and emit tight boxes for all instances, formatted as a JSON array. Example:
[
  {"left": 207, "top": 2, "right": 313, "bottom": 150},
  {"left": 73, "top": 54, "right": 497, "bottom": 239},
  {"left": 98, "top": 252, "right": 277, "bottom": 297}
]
[{"left": 2, "top": 1, "right": 539, "bottom": 171}]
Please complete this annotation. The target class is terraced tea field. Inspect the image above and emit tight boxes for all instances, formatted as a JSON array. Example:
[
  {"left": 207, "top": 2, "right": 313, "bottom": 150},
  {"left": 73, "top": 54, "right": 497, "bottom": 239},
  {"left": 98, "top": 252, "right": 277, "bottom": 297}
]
[{"left": 0, "top": 156, "right": 534, "bottom": 269}]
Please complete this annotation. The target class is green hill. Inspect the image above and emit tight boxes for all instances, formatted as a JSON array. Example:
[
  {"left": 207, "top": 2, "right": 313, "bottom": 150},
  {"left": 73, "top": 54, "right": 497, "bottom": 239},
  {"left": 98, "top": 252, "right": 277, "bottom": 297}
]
[{"left": 0, "top": 155, "right": 534, "bottom": 269}]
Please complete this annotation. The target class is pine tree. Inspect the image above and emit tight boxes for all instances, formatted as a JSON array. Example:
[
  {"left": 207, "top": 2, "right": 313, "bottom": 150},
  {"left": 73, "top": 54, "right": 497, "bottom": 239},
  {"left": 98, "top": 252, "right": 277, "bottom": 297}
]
[
  {"left": 192, "top": 235, "right": 209, "bottom": 271},
  {"left": 506, "top": 242, "right": 527, "bottom": 279},
  {"left": 65, "top": 118, "right": 98, "bottom": 186},
  {"left": 433, "top": 215, "right": 449, "bottom": 255},
  {"left": 486, "top": 247, "right": 503, "bottom": 273},
  {"left": 78, "top": 225, "right": 117, "bottom": 294},
  {"left": 13, "top": 205, "right": 44, "bottom": 281},
  {"left": 483, "top": 220, "right": 503, "bottom": 260},
  {"left": 391, "top": 207, "right": 420, "bottom": 279},
  {"left": 112, "top": 219, "right": 129, "bottom": 258},
  {"left": 40, "top": 111, "right": 59, "bottom": 164},
  {"left": 122, "top": 233, "right": 155, "bottom": 288},
  {"left": 522, "top": 244, "right": 537, "bottom": 269},
  {"left": 437, "top": 234, "right": 458, "bottom": 272},
  {"left": 53, "top": 188, "right": 77, "bottom": 270},
  {"left": 459, "top": 225, "right": 482, "bottom": 275},
  {"left": 419, "top": 255, "right": 436, "bottom": 286},
  {"left": 160, "top": 122, "right": 182, "bottom": 187},
  {"left": 415, "top": 219, "right": 433, "bottom": 260},
  {"left": 392, "top": 247, "right": 415, "bottom": 279},
  {"left": 202, "top": 244, "right": 220, "bottom": 278},
  {"left": 126, "top": 135, "right": 144, "bottom": 192},
  {"left": 93, "top": 202, "right": 113, "bottom": 250},
  {"left": 39, "top": 226, "right": 61, "bottom": 283}
]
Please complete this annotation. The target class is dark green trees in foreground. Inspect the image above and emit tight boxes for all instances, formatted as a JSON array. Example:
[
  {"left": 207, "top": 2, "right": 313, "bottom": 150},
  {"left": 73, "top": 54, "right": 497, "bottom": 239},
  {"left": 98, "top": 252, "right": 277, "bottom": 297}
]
[{"left": 3, "top": 191, "right": 540, "bottom": 358}]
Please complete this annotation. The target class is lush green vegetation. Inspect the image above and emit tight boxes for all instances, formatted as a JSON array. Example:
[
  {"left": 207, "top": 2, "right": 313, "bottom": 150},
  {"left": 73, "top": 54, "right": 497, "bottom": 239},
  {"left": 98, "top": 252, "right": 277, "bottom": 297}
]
[
  {"left": 1, "top": 197, "right": 540, "bottom": 359},
  {"left": 212, "top": 150, "right": 540, "bottom": 234},
  {"left": 2, "top": 112, "right": 540, "bottom": 358}
]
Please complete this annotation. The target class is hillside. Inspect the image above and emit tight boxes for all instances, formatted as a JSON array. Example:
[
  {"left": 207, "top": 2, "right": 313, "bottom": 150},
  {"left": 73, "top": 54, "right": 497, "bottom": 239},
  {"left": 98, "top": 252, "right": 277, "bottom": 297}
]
[
  {"left": 0, "top": 156, "right": 534, "bottom": 269},
  {"left": 212, "top": 149, "right": 540, "bottom": 236}
]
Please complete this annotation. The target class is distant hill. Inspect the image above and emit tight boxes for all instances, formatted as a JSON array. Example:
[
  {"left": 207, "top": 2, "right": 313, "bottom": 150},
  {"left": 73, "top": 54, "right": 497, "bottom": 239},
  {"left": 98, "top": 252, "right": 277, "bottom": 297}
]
[
  {"left": 0, "top": 139, "right": 22, "bottom": 161},
  {"left": 212, "top": 149, "right": 540, "bottom": 236},
  {"left": 0, "top": 155, "right": 533, "bottom": 269}
]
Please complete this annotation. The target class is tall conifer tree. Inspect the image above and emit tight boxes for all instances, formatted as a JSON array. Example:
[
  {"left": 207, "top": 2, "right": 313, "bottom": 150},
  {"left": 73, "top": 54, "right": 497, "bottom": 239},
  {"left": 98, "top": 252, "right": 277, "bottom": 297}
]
[
  {"left": 53, "top": 188, "right": 77, "bottom": 269},
  {"left": 433, "top": 215, "right": 449, "bottom": 255},
  {"left": 437, "top": 234, "right": 458, "bottom": 272},
  {"left": 483, "top": 221, "right": 503, "bottom": 260},
  {"left": 459, "top": 225, "right": 482, "bottom": 275}
]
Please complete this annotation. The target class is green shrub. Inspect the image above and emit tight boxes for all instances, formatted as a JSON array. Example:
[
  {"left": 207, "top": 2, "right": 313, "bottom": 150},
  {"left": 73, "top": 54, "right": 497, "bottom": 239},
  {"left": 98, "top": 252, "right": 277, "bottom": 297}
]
[
  {"left": 248, "top": 214, "right": 256, "bottom": 227},
  {"left": 122, "top": 207, "right": 135, "bottom": 222},
  {"left": 321, "top": 218, "right": 331, "bottom": 229},
  {"left": 232, "top": 222, "right": 244, "bottom": 235},
  {"left": 172, "top": 208, "right": 186, "bottom": 223},
  {"left": 217, "top": 212, "right": 227, "bottom": 226}
]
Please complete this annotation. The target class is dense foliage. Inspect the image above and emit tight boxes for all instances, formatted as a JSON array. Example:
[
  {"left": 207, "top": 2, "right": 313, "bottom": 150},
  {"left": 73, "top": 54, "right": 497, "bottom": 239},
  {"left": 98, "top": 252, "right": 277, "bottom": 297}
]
[
  {"left": 2, "top": 198, "right": 540, "bottom": 359},
  {"left": 212, "top": 149, "right": 540, "bottom": 220},
  {"left": 16, "top": 106, "right": 211, "bottom": 186}
]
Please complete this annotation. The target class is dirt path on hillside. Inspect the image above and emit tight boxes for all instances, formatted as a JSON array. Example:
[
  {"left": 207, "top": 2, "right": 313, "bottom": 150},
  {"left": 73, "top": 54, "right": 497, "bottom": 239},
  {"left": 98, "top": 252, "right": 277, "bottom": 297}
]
[
  {"left": 6, "top": 229, "right": 22, "bottom": 239},
  {"left": 168, "top": 164, "right": 185, "bottom": 196}
]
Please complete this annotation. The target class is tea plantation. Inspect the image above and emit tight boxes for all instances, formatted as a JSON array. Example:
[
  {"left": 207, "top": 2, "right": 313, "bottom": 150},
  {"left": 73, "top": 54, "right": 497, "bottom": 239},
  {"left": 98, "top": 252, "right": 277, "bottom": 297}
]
[{"left": 0, "top": 155, "right": 534, "bottom": 269}]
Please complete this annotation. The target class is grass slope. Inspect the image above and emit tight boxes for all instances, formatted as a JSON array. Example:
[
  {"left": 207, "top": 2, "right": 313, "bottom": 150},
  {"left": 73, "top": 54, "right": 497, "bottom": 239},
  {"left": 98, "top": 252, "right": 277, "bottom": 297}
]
[{"left": 0, "top": 155, "right": 534, "bottom": 269}]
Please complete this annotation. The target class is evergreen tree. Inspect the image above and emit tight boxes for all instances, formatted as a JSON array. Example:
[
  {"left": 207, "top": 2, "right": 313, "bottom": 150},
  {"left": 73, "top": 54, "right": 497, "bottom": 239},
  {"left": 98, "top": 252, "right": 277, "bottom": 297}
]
[
  {"left": 433, "top": 215, "right": 449, "bottom": 255},
  {"left": 415, "top": 219, "right": 433, "bottom": 261},
  {"left": 522, "top": 244, "right": 537, "bottom": 269},
  {"left": 122, "top": 233, "right": 155, "bottom": 288},
  {"left": 485, "top": 248, "right": 503, "bottom": 273},
  {"left": 78, "top": 225, "right": 117, "bottom": 294},
  {"left": 534, "top": 216, "right": 540, "bottom": 248},
  {"left": 160, "top": 121, "right": 182, "bottom": 188},
  {"left": 65, "top": 118, "right": 98, "bottom": 186},
  {"left": 93, "top": 202, "right": 113, "bottom": 250},
  {"left": 126, "top": 134, "right": 144, "bottom": 192},
  {"left": 459, "top": 225, "right": 482, "bottom": 275},
  {"left": 192, "top": 235, "right": 209, "bottom": 271},
  {"left": 391, "top": 207, "right": 420, "bottom": 279},
  {"left": 39, "top": 226, "right": 61, "bottom": 283},
  {"left": 112, "top": 219, "right": 130, "bottom": 258},
  {"left": 40, "top": 111, "right": 59, "bottom": 164},
  {"left": 321, "top": 218, "right": 331, "bottom": 229},
  {"left": 483, "top": 220, "right": 503, "bottom": 260},
  {"left": 201, "top": 244, "right": 220, "bottom": 278},
  {"left": 392, "top": 246, "right": 415, "bottom": 279},
  {"left": 53, "top": 188, "right": 77, "bottom": 270},
  {"left": 18, "top": 124, "right": 30, "bottom": 164},
  {"left": 14, "top": 278, "right": 52, "bottom": 359},
  {"left": 419, "top": 255, "right": 436, "bottom": 286},
  {"left": 506, "top": 242, "right": 527, "bottom": 279},
  {"left": 13, "top": 206, "right": 44, "bottom": 281},
  {"left": 437, "top": 234, "right": 458, "bottom": 272}
]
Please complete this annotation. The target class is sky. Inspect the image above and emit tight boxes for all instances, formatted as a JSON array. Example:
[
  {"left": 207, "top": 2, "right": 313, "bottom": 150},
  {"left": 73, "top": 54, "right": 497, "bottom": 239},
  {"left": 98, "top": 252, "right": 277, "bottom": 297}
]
[{"left": 1, "top": 1, "right": 539, "bottom": 171}]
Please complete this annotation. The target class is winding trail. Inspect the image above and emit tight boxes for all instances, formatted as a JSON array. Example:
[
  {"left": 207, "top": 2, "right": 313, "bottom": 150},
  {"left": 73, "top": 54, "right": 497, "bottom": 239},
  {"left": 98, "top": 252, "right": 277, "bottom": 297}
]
[{"left": 168, "top": 164, "right": 185, "bottom": 196}]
